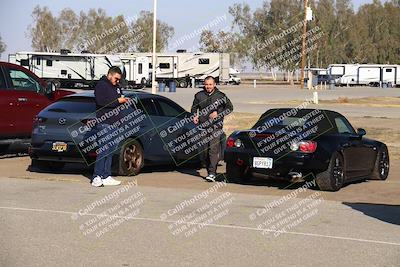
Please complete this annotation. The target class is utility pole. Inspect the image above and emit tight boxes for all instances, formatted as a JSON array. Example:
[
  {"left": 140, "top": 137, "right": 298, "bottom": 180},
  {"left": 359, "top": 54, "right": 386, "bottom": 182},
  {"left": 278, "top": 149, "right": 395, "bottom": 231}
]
[
  {"left": 151, "top": 0, "right": 157, "bottom": 94},
  {"left": 300, "top": 0, "right": 309, "bottom": 89}
]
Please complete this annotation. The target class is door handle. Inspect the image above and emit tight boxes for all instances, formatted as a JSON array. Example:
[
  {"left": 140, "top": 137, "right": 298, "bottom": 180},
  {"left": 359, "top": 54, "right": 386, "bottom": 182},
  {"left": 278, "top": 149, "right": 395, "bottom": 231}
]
[
  {"left": 341, "top": 143, "right": 351, "bottom": 148},
  {"left": 18, "top": 97, "right": 28, "bottom": 102}
]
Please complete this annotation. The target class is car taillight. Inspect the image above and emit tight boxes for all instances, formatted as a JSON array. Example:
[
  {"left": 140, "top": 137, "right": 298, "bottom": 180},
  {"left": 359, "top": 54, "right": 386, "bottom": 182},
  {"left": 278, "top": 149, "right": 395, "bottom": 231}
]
[
  {"left": 290, "top": 141, "right": 317, "bottom": 153},
  {"left": 227, "top": 137, "right": 243, "bottom": 148},
  {"left": 33, "top": 116, "right": 47, "bottom": 124},
  {"left": 227, "top": 137, "right": 235, "bottom": 148}
]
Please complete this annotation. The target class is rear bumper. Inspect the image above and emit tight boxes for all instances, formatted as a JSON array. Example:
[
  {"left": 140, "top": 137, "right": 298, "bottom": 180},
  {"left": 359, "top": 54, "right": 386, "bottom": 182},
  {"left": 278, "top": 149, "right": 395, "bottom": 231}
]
[
  {"left": 29, "top": 141, "right": 93, "bottom": 164},
  {"left": 224, "top": 149, "right": 328, "bottom": 178}
]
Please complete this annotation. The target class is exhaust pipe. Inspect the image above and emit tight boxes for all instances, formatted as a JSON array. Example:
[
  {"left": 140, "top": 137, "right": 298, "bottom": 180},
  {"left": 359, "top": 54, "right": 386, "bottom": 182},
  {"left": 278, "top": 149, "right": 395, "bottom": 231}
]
[{"left": 288, "top": 172, "right": 303, "bottom": 182}]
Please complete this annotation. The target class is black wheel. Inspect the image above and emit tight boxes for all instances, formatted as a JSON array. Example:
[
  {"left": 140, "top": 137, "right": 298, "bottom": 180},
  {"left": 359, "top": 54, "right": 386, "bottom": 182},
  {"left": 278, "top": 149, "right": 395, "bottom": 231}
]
[
  {"left": 370, "top": 145, "right": 389, "bottom": 180},
  {"left": 226, "top": 162, "right": 246, "bottom": 183},
  {"left": 316, "top": 152, "right": 345, "bottom": 191},
  {"left": 30, "top": 159, "right": 65, "bottom": 172},
  {"left": 178, "top": 80, "right": 188, "bottom": 88},
  {"left": 118, "top": 139, "right": 144, "bottom": 176}
]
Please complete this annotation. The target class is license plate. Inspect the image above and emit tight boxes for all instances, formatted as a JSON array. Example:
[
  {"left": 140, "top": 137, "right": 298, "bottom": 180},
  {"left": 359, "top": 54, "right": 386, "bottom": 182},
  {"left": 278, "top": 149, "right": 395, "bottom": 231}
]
[
  {"left": 253, "top": 157, "right": 273, "bottom": 169},
  {"left": 52, "top": 142, "right": 67, "bottom": 152}
]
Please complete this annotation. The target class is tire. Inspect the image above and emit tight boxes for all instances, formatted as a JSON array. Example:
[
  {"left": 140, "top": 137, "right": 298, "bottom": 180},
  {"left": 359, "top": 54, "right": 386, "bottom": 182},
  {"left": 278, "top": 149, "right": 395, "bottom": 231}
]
[
  {"left": 117, "top": 139, "right": 144, "bottom": 176},
  {"left": 226, "top": 162, "right": 246, "bottom": 183},
  {"left": 178, "top": 80, "right": 188, "bottom": 88},
  {"left": 370, "top": 145, "right": 389, "bottom": 180},
  {"left": 30, "top": 159, "right": 65, "bottom": 172},
  {"left": 316, "top": 152, "right": 345, "bottom": 191}
]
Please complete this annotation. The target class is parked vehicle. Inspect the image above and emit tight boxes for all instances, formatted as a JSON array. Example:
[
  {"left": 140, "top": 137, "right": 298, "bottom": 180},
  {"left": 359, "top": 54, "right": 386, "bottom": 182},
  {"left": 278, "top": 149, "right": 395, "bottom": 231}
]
[
  {"left": 124, "top": 52, "right": 231, "bottom": 87},
  {"left": 0, "top": 61, "right": 74, "bottom": 152},
  {"left": 119, "top": 54, "right": 149, "bottom": 88},
  {"left": 29, "top": 91, "right": 205, "bottom": 174},
  {"left": 328, "top": 64, "right": 400, "bottom": 86},
  {"left": 9, "top": 51, "right": 133, "bottom": 88},
  {"left": 224, "top": 108, "right": 389, "bottom": 191}
]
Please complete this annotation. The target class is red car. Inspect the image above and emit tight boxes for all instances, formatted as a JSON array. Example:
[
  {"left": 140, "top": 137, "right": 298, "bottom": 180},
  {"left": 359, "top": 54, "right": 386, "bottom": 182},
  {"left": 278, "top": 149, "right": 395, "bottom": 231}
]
[{"left": 0, "top": 61, "right": 74, "bottom": 151}]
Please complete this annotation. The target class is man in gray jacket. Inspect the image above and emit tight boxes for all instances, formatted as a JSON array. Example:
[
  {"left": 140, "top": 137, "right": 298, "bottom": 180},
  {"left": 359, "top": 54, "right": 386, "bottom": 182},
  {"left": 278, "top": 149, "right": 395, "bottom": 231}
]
[{"left": 191, "top": 76, "right": 233, "bottom": 182}]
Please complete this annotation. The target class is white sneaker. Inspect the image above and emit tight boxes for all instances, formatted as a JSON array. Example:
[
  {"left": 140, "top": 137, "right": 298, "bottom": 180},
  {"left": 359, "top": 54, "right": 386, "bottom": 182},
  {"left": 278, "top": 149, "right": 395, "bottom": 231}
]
[
  {"left": 102, "top": 176, "right": 121, "bottom": 186},
  {"left": 91, "top": 176, "right": 103, "bottom": 187},
  {"left": 205, "top": 174, "right": 216, "bottom": 182}
]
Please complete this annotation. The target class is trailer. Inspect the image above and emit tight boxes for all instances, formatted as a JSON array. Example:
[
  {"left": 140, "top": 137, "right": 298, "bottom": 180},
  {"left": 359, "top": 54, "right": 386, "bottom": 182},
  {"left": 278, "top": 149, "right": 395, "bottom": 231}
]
[
  {"left": 122, "top": 52, "right": 230, "bottom": 87},
  {"left": 8, "top": 51, "right": 149, "bottom": 89},
  {"left": 328, "top": 64, "right": 400, "bottom": 87},
  {"left": 119, "top": 54, "right": 149, "bottom": 89}
]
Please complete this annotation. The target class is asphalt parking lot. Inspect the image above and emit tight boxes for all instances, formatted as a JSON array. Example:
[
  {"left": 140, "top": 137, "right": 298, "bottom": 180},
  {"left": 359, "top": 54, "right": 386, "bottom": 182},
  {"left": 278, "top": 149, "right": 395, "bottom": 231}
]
[{"left": 1, "top": 85, "right": 400, "bottom": 266}]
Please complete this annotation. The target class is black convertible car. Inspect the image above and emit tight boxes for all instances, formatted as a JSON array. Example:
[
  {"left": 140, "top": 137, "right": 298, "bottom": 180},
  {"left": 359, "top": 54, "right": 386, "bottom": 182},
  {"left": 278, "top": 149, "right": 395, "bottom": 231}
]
[{"left": 224, "top": 108, "right": 389, "bottom": 191}]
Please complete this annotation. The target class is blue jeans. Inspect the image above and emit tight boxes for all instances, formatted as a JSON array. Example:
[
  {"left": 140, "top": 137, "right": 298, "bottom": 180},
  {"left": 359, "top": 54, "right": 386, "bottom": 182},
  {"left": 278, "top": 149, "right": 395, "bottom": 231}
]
[{"left": 93, "top": 123, "right": 119, "bottom": 179}]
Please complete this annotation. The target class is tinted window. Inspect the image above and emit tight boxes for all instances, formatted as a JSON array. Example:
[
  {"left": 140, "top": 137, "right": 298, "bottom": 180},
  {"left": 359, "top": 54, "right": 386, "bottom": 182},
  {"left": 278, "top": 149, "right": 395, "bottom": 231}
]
[
  {"left": 8, "top": 69, "right": 41, "bottom": 92},
  {"left": 335, "top": 117, "right": 356, "bottom": 134},
  {"left": 46, "top": 60, "right": 52, "bottom": 67},
  {"left": 139, "top": 98, "right": 158, "bottom": 116},
  {"left": 0, "top": 71, "right": 6, "bottom": 89},
  {"left": 159, "top": 63, "right": 170, "bottom": 69},
  {"left": 21, "top": 59, "right": 29, "bottom": 66},
  {"left": 157, "top": 99, "right": 184, "bottom": 117},
  {"left": 199, "top": 58, "right": 210, "bottom": 64},
  {"left": 386, "top": 69, "right": 392, "bottom": 72},
  {"left": 45, "top": 97, "right": 96, "bottom": 113},
  {"left": 138, "top": 63, "right": 143, "bottom": 74}
]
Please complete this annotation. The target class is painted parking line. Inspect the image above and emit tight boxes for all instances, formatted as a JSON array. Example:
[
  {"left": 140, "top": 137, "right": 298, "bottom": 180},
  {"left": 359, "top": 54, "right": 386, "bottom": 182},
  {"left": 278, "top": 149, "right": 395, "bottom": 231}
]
[{"left": 1, "top": 206, "right": 399, "bottom": 247}]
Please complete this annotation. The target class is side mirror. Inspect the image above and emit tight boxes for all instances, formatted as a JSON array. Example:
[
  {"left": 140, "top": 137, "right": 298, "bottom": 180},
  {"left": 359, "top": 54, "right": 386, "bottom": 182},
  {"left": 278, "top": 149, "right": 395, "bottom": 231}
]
[
  {"left": 357, "top": 128, "right": 366, "bottom": 137},
  {"left": 45, "top": 82, "right": 56, "bottom": 95}
]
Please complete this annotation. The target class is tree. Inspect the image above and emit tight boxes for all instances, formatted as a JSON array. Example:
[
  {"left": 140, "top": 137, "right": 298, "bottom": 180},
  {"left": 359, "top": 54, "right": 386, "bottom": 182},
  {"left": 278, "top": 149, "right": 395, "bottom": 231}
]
[
  {"left": 28, "top": 5, "right": 61, "bottom": 51},
  {"left": 28, "top": 6, "right": 174, "bottom": 54},
  {"left": 57, "top": 8, "right": 80, "bottom": 51},
  {"left": 129, "top": 10, "right": 174, "bottom": 52},
  {"left": 0, "top": 35, "right": 6, "bottom": 55}
]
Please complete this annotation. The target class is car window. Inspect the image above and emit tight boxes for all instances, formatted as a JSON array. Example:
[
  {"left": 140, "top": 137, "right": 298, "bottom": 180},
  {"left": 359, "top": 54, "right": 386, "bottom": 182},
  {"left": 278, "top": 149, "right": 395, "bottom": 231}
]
[
  {"left": 8, "top": 68, "right": 41, "bottom": 92},
  {"left": 45, "top": 97, "right": 96, "bottom": 113},
  {"left": 156, "top": 99, "right": 185, "bottom": 117},
  {"left": 0, "top": 70, "right": 6, "bottom": 89},
  {"left": 139, "top": 98, "right": 158, "bottom": 116},
  {"left": 335, "top": 117, "right": 356, "bottom": 134}
]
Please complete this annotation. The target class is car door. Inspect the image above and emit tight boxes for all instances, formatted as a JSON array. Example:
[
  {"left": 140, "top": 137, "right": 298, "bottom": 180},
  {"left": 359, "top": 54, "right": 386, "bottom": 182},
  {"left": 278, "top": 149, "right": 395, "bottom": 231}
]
[
  {"left": 153, "top": 98, "right": 193, "bottom": 164},
  {"left": 4, "top": 66, "right": 50, "bottom": 136},
  {"left": 335, "top": 116, "right": 374, "bottom": 178},
  {"left": 137, "top": 97, "right": 171, "bottom": 162},
  {"left": 0, "top": 66, "right": 17, "bottom": 137}
]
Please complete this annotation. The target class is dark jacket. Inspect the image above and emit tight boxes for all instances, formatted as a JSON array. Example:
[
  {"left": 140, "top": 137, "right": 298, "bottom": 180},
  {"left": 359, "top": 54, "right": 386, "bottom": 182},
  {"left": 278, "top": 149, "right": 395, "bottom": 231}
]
[
  {"left": 190, "top": 87, "right": 233, "bottom": 129},
  {"left": 94, "top": 76, "right": 122, "bottom": 124}
]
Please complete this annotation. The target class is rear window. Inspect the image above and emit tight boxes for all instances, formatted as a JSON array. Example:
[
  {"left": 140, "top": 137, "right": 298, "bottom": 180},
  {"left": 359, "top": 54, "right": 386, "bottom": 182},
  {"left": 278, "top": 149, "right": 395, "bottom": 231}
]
[{"left": 45, "top": 97, "right": 96, "bottom": 113}]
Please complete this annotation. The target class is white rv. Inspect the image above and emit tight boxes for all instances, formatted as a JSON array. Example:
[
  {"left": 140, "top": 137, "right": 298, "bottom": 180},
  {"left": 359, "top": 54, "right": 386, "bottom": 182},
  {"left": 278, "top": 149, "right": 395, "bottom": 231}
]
[
  {"left": 8, "top": 51, "right": 126, "bottom": 88},
  {"left": 118, "top": 54, "right": 149, "bottom": 88},
  {"left": 124, "top": 52, "right": 230, "bottom": 87},
  {"left": 328, "top": 64, "right": 400, "bottom": 86}
]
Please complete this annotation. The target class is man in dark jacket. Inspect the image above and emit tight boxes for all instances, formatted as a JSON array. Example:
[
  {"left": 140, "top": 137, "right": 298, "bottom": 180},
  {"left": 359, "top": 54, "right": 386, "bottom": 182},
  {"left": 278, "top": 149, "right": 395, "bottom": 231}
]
[
  {"left": 191, "top": 76, "right": 233, "bottom": 182},
  {"left": 91, "top": 66, "right": 128, "bottom": 187}
]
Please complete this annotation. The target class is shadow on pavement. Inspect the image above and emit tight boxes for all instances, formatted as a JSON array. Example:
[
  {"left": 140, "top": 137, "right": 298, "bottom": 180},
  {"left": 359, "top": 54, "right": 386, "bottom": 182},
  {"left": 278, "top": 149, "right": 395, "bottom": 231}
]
[{"left": 343, "top": 202, "right": 400, "bottom": 225}]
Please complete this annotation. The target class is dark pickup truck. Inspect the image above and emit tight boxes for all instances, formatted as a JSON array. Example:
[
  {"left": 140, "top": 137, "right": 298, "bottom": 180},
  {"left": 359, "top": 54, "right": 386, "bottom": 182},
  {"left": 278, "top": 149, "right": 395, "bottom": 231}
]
[{"left": 0, "top": 61, "right": 74, "bottom": 151}]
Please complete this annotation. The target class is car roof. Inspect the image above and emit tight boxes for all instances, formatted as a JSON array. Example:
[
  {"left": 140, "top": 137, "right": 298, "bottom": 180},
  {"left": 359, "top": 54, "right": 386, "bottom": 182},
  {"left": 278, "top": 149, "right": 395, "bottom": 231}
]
[{"left": 62, "top": 90, "right": 174, "bottom": 102}]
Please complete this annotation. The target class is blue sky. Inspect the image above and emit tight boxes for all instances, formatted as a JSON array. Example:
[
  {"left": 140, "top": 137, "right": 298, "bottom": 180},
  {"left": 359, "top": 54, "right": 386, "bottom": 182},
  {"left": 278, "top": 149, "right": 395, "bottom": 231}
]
[{"left": 0, "top": 0, "right": 379, "bottom": 60}]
